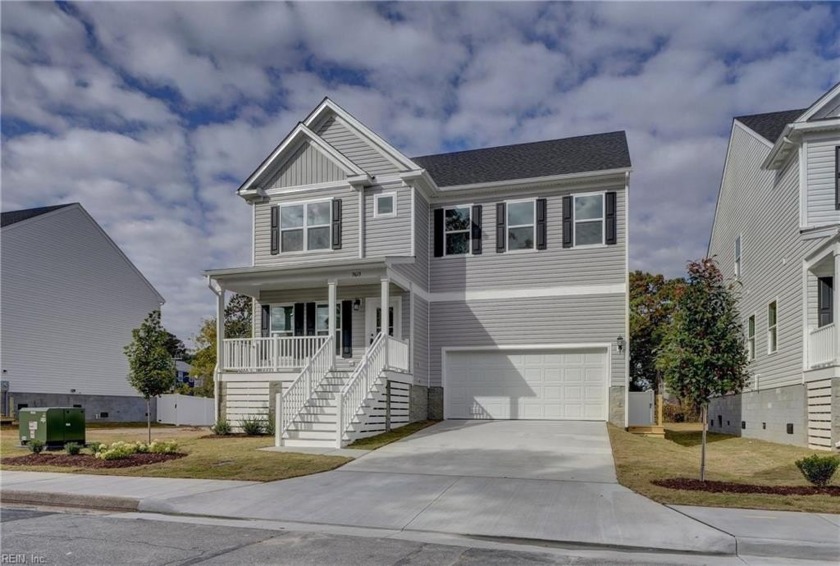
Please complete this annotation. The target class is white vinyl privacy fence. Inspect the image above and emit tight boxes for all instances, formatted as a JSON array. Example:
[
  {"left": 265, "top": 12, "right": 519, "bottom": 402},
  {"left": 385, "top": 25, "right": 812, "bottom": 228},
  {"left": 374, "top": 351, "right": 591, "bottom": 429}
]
[{"left": 156, "top": 394, "right": 215, "bottom": 426}]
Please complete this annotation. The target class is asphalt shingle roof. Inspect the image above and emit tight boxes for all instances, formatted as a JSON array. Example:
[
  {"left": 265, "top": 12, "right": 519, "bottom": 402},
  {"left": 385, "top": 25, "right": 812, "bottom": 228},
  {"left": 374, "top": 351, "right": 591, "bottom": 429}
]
[
  {"left": 735, "top": 109, "right": 806, "bottom": 144},
  {"left": 411, "top": 131, "right": 631, "bottom": 187},
  {"left": 1, "top": 204, "right": 75, "bottom": 228}
]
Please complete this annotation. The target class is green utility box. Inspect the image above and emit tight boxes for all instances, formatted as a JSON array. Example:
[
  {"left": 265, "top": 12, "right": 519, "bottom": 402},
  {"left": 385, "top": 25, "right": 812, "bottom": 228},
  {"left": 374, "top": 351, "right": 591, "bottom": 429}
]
[{"left": 19, "top": 407, "right": 85, "bottom": 447}]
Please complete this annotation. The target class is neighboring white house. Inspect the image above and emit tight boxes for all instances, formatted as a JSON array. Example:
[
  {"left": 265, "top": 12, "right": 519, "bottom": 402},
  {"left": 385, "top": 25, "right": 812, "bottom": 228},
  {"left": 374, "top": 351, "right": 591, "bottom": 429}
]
[
  {"left": 708, "top": 83, "right": 840, "bottom": 450},
  {"left": 206, "top": 98, "right": 630, "bottom": 447},
  {"left": 1, "top": 203, "right": 165, "bottom": 422}
]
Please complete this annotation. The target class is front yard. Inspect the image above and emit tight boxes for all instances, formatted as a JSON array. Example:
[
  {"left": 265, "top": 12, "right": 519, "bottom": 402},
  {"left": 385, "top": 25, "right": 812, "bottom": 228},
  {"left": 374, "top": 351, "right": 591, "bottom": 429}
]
[
  {"left": 0, "top": 426, "right": 349, "bottom": 482},
  {"left": 608, "top": 423, "right": 839, "bottom": 514}
]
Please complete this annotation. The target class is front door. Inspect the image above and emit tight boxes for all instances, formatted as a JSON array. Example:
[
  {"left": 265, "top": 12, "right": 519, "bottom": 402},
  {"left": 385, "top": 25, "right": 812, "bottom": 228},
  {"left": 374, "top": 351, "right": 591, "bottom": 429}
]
[{"left": 365, "top": 297, "right": 402, "bottom": 345}]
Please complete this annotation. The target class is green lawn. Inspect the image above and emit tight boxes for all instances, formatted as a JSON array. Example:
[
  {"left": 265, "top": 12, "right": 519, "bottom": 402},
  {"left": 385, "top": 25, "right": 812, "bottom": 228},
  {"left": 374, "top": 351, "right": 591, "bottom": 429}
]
[{"left": 608, "top": 423, "right": 839, "bottom": 513}]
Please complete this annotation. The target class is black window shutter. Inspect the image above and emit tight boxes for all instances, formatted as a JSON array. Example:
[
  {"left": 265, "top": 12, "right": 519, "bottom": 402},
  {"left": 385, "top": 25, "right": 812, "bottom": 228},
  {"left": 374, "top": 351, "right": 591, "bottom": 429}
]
[
  {"left": 818, "top": 277, "right": 834, "bottom": 327},
  {"left": 260, "top": 304, "right": 270, "bottom": 337},
  {"left": 305, "top": 302, "right": 316, "bottom": 336},
  {"left": 332, "top": 199, "right": 342, "bottom": 250},
  {"left": 835, "top": 147, "right": 840, "bottom": 210},
  {"left": 293, "top": 303, "right": 305, "bottom": 336},
  {"left": 270, "top": 205, "right": 280, "bottom": 255},
  {"left": 433, "top": 208, "right": 444, "bottom": 257},
  {"left": 605, "top": 191, "right": 617, "bottom": 245},
  {"left": 562, "top": 196, "right": 573, "bottom": 248},
  {"left": 471, "top": 205, "right": 483, "bottom": 255},
  {"left": 536, "top": 198, "right": 547, "bottom": 250},
  {"left": 496, "top": 202, "right": 506, "bottom": 253}
]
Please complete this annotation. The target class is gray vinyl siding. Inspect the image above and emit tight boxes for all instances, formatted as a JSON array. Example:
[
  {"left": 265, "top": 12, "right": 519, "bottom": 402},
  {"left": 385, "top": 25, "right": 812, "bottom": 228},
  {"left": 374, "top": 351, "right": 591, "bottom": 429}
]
[
  {"left": 0, "top": 206, "right": 163, "bottom": 397},
  {"left": 255, "top": 285, "right": 409, "bottom": 356},
  {"left": 805, "top": 133, "right": 840, "bottom": 227},
  {"left": 709, "top": 124, "right": 824, "bottom": 390},
  {"left": 268, "top": 141, "right": 345, "bottom": 189},
  {"left": 364, "top": 184, "right": 412, "bottom": 258},
  {"left": 315, "top": 114, "right": 400, "bottom": 176},
  {"left": 413, "top": 295, "right": 430, "bottom": 386},
  {"left": 253, "top": 187, "right": 359, "bottom": 266},
  {"left": 429, "top": 294, "right": 625, "bottom": 388},
  {"left": 392, "top": 188, "right": 430, "bottom": 290},
  {"left": 430, "top": 185, "right": 626, "bottom": 293}
]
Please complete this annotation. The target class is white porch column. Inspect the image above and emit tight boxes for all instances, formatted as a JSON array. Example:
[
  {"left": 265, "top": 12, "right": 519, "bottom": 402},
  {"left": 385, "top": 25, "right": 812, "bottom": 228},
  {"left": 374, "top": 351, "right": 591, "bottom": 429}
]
[
  {"left": 216, "top": 286, "right": 225, "bottom": 372},
  {"left": 381, "top": 277, "right": 390, "bottom": 367},
  {"left": 328, "top": 279, "right": 337, "bottom": 365}
]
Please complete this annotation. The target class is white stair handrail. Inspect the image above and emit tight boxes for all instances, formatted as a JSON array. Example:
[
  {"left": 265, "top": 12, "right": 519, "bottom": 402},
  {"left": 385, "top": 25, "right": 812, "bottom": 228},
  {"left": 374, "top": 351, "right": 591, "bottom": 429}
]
[
  {"left": 337, "top": 333, "right": 386, "bottom": 448},
  {"left": 278, "top": 335, "right": 334, "bottom": 444}
]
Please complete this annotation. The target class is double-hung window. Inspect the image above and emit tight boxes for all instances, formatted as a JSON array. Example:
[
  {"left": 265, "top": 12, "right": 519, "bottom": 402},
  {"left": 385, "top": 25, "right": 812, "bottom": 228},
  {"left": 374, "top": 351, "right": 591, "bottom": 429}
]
[
  {"left": 767, "top": 301, "right": 778, "bottom": 354},
  {"left": 507, "top": 200, "right": 535, "bottom": 251},
  {"left": 444, "top": 205, "right": 471, "bottom": 255},
  {"left": 747, "top": 315, "right": 755, "bottom": 361},
  {"left": 280, "top": 201, "right": 331, "bottom": 252},
  {"left": 574, "top": 194, "right": 604, "bottom": 246}
]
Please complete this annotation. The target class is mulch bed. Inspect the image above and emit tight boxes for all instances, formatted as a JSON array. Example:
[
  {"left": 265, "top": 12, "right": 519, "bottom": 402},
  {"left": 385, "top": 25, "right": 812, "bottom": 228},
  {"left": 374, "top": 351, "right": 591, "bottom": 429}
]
[
  {"left": 2, "top": 453, "right": 186, "bottom": 469},
  {"left": 653, "top": 478, "right": 840, "bottom": 496}
]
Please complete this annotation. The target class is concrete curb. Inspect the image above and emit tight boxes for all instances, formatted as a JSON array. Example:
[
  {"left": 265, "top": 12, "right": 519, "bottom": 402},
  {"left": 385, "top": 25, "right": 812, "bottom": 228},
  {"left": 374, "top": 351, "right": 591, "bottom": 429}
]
[
  {"left": 737, "top": 536, "right": 840, "bottom": 563},
  {"left": 1, "top": 490, "right": 140, "bottom": 512}
]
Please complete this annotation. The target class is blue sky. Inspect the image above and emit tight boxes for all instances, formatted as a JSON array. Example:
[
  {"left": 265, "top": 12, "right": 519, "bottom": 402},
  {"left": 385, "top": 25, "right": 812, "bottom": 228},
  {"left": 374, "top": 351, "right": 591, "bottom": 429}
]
[{"left": 2, "top": 1, "right": 839, "bottom": 344}]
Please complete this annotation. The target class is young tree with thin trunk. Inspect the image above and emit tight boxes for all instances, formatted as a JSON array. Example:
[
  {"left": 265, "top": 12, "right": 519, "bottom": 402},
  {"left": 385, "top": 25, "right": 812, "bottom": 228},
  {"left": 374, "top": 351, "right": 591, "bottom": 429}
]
[
  {"left": 125, "top": 311, "right": 176, "bottom": 442},
  {"left": 656, "top": 258, "right": 750, "bottom": 481}
]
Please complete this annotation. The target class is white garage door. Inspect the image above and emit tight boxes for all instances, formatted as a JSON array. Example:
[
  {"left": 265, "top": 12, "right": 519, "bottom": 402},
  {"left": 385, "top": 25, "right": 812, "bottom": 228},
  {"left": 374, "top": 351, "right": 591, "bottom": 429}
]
[{"left": 444, "top": 348, "right": 608, "bottom": 421}]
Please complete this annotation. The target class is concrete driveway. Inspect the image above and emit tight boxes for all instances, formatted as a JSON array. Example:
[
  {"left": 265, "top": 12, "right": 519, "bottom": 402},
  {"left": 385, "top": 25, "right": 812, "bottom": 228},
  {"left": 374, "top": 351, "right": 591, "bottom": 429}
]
[{"left": 146, "top": 420, "right": 735, "bottom": 554}]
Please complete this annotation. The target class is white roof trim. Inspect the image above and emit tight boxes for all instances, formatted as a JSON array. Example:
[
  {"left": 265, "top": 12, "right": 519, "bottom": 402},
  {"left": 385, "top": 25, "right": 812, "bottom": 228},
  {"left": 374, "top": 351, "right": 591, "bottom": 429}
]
[
  {"left": 237, "top": 123, "right": 365, "bottom": 195},
  {"left": 304, "top": 98, "right": 419, "bottom": 172},
  {"left": 796, "top": 82, "right": 840, "bottom": 123}
]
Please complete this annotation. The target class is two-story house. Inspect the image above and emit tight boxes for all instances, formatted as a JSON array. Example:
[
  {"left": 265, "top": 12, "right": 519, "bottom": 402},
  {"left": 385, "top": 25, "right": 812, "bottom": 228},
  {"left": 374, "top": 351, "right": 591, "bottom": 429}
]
[
  {"left": 1, "top": 203, "right": 165, "bottom": 422},
  {"left": 206, "top": 99, "right": 630, "bottom": 447},
  {"left": 708, "top": 83, "right": 840, "bottom": 450}
]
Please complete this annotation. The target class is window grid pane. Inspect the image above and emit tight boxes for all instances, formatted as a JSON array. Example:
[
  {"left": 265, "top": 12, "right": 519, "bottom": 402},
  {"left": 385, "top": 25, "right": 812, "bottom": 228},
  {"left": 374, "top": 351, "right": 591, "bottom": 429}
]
[
  {"left": 444, "top": 206, "right": 470, "bottom": 255},
  {"left": 376, "top": 195, "right": 394, "bottom": 215},
  {"left": 575, "top": 220, "right": 603, "bottom": 246},
  {"left": 575, "top": 195, "right": 603, "bottom": 220}
]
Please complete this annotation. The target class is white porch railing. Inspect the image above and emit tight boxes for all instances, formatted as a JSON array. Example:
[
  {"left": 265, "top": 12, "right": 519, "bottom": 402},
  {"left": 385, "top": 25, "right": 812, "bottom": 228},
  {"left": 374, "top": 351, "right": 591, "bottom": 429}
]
[
  {"left": 277, "top": 336, "right": 334, "bottom": 445},
  {"left": 337, "top": 332, "right": 386, "bottom": 448},
  {"left": 387, "top": 337, "right": 409, "bottom": 372},
  {"left": 808, "top": 324, "right": 837, "bottom": 368},
  {"left": 223, "top": 336, "right": 328, "bottom": 371}
]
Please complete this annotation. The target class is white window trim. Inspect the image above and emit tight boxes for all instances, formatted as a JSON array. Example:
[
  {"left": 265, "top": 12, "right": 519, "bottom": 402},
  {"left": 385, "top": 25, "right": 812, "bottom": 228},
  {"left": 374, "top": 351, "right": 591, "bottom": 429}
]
[
  {"left": 505, "top": 198, "right": 537, "bottom": 254},
  {"left": 767, "top": 299, "right": 778, "bottom": 355},
  {"left": 279, "top": 198, "right": 333, "bottom": 254},
  {"left": 734, "top": 234, "right": 742, "bottom": 279},
  {"left": 443, "top": 204, "right": 472, "bottom": 257},
  {"left": 747, "top": 313, "right": 756, "bottom": 361},
  {"left": 270, "top": 302, "right": 342, "bottom": 338},
  {"left": 373, "top": 192, "right": 397, "bottom": 219},
  {"left": 573, "top": 191, "right": 606, "bottom": 248}
]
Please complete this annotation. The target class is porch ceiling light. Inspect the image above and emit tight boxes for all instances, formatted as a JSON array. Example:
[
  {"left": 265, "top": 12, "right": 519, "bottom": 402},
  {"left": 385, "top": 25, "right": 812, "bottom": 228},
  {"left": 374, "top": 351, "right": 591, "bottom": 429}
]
[{"left": 353, "top": 299, "right": 361, "bottom": 311}]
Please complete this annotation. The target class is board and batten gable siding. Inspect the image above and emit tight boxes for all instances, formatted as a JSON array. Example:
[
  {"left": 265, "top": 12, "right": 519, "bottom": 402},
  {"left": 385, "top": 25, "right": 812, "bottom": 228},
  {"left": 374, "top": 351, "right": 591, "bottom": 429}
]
[
  {"left": 804, "top": 132, "right": 840, "bottom": 227},
  {"left": 253, "top": 185, "right": 359, "bottom": 266},
  {"left": 429, "top": 294, "right": 625, "bottom": 389},
  {"left": 0, "top": 206, "right": 163, "bottom": 397},
  {"left": 709, "top": 124, "right": 824, "bottom": 390},
  {"left": 364, "top": 184, "right": 412, "bottom": 259},
  {"left": 314, "top": 114, "right": 400, "bottom": 177},
  {"left": 430, "top": 184, "right": 626, "bottom": 293},
  {"left": 267, "top": 140, "right": 346, "bottom": 189}
]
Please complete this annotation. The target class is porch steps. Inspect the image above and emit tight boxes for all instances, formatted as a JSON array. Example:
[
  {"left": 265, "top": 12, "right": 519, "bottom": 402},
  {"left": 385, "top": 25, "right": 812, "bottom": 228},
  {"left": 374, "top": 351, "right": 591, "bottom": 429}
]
[{"left": 282, "top": 367, "right": 356, "bottom": 447}]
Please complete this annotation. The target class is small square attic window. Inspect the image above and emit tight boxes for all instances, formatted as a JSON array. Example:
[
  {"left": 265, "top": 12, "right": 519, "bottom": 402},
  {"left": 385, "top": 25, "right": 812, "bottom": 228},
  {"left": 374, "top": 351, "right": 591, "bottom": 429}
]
[{"left": 374, "top": 193, "right": 396, "bottom": 218}]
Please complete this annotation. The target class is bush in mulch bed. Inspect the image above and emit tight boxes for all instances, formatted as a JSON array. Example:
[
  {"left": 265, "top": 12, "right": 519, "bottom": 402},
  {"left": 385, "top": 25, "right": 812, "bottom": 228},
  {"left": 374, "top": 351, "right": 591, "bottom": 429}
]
[
  {"left": 653, "top": 478, "right": 840, "bottom": 496},
  {"left": 3, "top": 452, "right": 186, "bottom": 469}
]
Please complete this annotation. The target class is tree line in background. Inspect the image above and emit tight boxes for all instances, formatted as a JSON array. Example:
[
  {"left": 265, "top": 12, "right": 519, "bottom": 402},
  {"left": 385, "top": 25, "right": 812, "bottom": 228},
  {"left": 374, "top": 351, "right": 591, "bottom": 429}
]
[{"left": 190, "top": 293, "right": 252, "bottom": 397}]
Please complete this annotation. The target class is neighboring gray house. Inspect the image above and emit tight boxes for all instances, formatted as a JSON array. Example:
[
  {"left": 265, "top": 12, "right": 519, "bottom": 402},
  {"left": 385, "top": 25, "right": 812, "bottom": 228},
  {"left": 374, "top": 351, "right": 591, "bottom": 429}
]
[
  {"left": 207, "top": 99, "right": 630, "bottom": 447},
  {"left": 708, "top": 83, "right": 840, "bottom": 450},
  {"left": 1, "top": 203, "right": 165, "bottom": 422}
]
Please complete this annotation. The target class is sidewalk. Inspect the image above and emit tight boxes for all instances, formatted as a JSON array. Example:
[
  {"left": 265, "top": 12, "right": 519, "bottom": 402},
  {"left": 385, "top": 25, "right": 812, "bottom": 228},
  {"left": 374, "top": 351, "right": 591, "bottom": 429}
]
[{"left": 2, "top": 470, "right": 837, "bottom": 562}]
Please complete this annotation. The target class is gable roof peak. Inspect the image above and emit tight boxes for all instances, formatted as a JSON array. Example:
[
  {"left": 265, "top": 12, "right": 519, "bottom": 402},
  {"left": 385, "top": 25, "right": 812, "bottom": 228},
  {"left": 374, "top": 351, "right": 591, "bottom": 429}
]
[{"left": 1, "top": 203, "right": 77, "bottom": 228}]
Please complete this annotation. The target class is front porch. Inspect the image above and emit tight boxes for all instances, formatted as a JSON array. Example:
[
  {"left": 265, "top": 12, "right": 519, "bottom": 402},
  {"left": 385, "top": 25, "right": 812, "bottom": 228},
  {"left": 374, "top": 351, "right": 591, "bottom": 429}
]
[
  {"left": 805, "top": 244, "right": 840, "bottom": 371},
  {"left": 206, "top": 258, "right": 416, "bottom": 448}
]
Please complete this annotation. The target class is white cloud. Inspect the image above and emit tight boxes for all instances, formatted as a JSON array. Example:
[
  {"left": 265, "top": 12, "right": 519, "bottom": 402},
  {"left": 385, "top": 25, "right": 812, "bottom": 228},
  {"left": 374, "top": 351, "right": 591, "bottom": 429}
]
[{"left": 2, "top": 0, "right": 838, "bottom": 343}]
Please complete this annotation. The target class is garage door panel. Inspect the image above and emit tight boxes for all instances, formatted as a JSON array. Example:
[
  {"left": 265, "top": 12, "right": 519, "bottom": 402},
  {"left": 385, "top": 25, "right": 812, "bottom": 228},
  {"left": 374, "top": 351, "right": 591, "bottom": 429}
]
[{"left": 445, "top": 348, "right": 607, "bottom": 421}]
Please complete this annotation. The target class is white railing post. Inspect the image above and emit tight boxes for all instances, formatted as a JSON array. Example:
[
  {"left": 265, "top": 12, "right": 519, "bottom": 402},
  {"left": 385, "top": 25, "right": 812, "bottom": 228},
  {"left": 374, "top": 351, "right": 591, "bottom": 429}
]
[
  {"left": 328, "top": 280, "right": 337, "bottom": 369},
  {"left": 275, "top": 390, "right": 282, "bottom": 447},
  {"left": 336, "top": 399, "right": 344, "bottom": 449}
]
